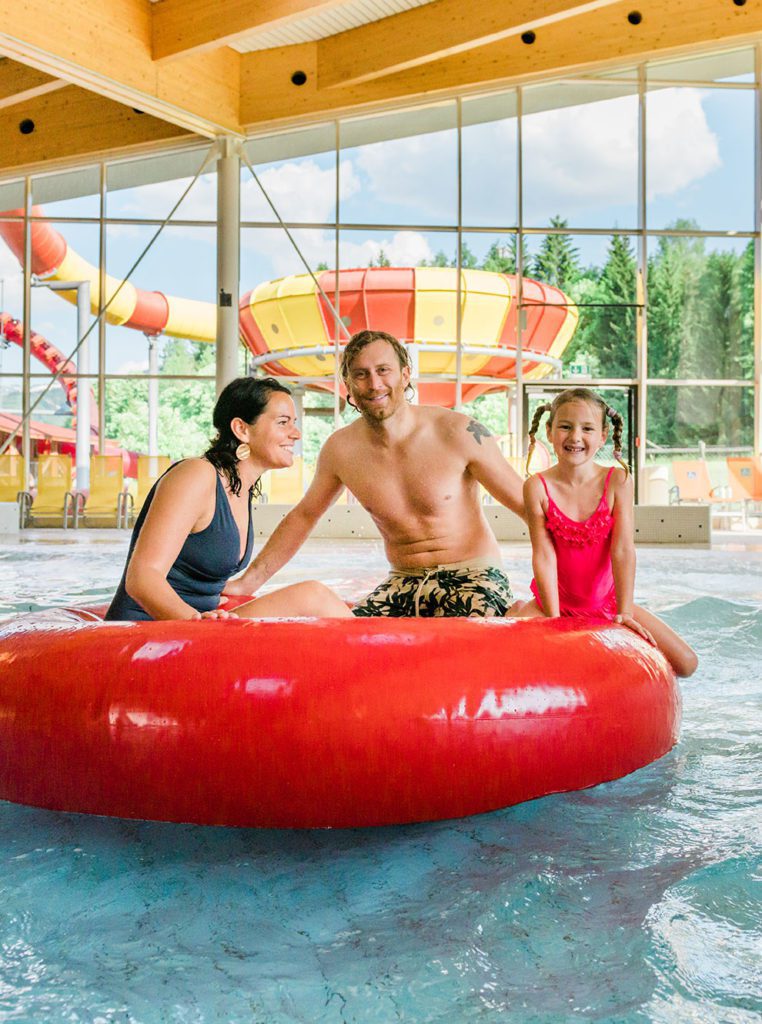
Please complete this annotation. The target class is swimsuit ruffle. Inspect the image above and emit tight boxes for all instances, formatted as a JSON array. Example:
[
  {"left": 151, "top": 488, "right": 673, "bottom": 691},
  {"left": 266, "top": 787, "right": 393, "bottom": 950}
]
[{"left": 545, "top": 503, "right": 613, "bottom": 547}]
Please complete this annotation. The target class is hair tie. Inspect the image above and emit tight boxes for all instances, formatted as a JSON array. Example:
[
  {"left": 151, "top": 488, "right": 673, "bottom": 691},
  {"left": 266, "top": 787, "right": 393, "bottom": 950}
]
[{"left": 607, "top": 406, "right": 617, "bottom": 419}]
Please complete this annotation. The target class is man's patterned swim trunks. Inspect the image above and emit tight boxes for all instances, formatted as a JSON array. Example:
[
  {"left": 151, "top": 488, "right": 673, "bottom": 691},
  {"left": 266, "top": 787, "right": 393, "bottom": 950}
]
[{"left": 352, "top": 558, "right": 513, "bottom": 618}]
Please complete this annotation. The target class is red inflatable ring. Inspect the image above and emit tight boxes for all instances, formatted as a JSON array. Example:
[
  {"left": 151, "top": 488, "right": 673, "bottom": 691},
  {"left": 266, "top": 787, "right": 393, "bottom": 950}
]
[{"left": 0, "top": 608, "right": 680, "bottom": 828}]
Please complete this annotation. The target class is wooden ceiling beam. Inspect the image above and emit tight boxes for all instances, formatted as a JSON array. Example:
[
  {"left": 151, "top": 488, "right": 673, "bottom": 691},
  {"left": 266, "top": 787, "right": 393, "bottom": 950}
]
[
  {"left": 242, "top": 0, "right": 762, "bottom": 129},
  {"left": 319, "top": 0, "right": 623, "bottom": 89},
  {"left": 0, "top": 86, "right": 191, "bottom": 174},
  {"left": 0, "top": 0, "right": 243, "bottom": 137},
  {"left": 152, "top": 0, "right": 351, "bottom": 62},
  {"left": 0, "top": 59, "right": 66, "bottom": 111}
]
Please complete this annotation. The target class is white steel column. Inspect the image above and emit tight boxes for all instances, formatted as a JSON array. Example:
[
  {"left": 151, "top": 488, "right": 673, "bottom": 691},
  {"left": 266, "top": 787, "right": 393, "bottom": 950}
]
[
  {"left": 98, "top": 163, "right": 107, "bottom": 454},
  {"left": 754, "top": 44, "right": 762, "bottom": 457},
  {"left": 21, "top": 180, "right": 31, "bottom": 487},
  {"left": 636, "top": 65, "right": 649, "bottom": 500},
  {"left": 147, "top": 334, "right": 159, "bottom": 459},
  {"left": 334, "top": 121, "right": 342, "bottom": 432},
  {"left": 216, "top": 137, "right": 241, "bottom": 395},
  {"left": 75, "top": 281, "right": 91, "bottom": 491},
  {"left": 514, "top": 87, "right": 525, "bottom": 463},
  {"left": 455, "top": 98, "right": 464, "bottom": 411},
  {"left": 292, "top": 385, "right": 304, "bottom": 456}
]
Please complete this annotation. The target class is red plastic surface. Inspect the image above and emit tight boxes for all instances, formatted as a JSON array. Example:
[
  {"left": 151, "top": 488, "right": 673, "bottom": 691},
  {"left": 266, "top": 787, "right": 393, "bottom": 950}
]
[{"left": 0, "top": 612, "right": 681, "bottom": 829}]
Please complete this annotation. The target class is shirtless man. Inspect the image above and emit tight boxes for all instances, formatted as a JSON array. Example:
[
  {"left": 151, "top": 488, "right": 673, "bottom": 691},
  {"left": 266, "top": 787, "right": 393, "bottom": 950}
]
[{"left": 226, "top": 330, "right": 526, "bottom": 617}]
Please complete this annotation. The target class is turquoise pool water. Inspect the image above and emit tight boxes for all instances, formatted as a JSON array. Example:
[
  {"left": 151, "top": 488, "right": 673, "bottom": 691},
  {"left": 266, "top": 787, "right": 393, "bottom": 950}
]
[{"left": 0, "top": 534, "right": 760, "bottom": 1023}]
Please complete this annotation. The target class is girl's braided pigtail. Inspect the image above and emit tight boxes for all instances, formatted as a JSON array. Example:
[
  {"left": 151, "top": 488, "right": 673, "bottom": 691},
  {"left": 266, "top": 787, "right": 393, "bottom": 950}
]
[
  {"left": 525, "top": 403, "right": 552, "bottom": 477},
  {"left": 607, "top": 406, "right": 630, "bottom": 477}
]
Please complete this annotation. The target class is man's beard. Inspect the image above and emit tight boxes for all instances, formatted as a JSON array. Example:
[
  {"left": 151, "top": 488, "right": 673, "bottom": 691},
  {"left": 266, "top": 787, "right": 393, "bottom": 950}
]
[{"left": 356, "top": 388, "right": 403, "bottom": 423}]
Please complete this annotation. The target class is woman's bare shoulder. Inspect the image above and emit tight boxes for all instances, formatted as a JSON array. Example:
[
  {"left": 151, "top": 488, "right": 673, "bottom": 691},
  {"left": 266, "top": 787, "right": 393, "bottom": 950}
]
[{"left": 153, "top": 458, "right": 216, "bottom": 498}]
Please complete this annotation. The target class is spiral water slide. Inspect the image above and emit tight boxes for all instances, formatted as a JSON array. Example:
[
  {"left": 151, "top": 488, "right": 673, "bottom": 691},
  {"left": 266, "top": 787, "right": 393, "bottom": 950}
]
[
  {"left": 0, "top": 313, "right": 98, "bottom": 426},
  {"left": 0, "top": 209, "right": 578, "bottom": 407}
]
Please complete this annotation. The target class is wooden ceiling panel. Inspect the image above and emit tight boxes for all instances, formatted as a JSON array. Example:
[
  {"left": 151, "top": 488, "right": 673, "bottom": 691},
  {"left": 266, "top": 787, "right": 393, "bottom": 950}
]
[
  {"left": 318, "top": 0, "right": 624, "bottom": 89},
  {"left": 0, "top": 58, "right": 66, "bottom": 110},
  {"left": 0, "top": 0, "right": 242, "bottom": 136},
  {"left": 1, "top": 86, "right": 190, "bottom": 173},
  {"left": 241, "top": 0, "right": 762, "bottom": 128},
  {"left": 152, "top": 0, "right": 352, "bottom": 62}
]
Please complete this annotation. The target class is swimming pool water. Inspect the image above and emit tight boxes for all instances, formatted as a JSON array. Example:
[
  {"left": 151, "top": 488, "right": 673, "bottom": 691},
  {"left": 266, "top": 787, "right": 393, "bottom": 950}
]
[{"left": 0, "top": 534, "right": 760, "bottom": 1023}]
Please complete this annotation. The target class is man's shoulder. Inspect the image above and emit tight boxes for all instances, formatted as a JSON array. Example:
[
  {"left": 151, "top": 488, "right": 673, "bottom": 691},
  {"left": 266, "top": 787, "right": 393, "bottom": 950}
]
[
  {"left": 421, "top": 406, "right": 494, "bottom": 447},
  {"left": 319, "top": 418, "right": 366, "bottom": 459}
]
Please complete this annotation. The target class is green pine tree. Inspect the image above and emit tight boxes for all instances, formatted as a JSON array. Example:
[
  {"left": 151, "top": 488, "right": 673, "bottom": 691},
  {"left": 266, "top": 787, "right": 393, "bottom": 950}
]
[
  {"left": 531, "top": 217, "right": 580, "bottom": 291},
  {"left": 585, "top": 234, "right": 637, "bottom": 378},
  {"left": 368, "top": 248, "right": 391, "bottom": 268},
  {"left": 482, "top": 236, "right": 527, "bottom": 274}
]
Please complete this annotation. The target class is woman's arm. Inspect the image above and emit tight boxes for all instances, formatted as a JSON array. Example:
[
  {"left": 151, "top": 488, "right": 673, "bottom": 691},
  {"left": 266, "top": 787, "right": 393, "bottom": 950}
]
[
  {"left": 525, "top": 476, "right": 560, "bottom": 617},
  {"left": 610, "top": 470, "right": 654, "bottom": 643},
  {"left": 125, "top": 459, "right": 217, "bottom": 620},
  {"left": 225, "top": 440, "right": 345, "bottom": 596}
]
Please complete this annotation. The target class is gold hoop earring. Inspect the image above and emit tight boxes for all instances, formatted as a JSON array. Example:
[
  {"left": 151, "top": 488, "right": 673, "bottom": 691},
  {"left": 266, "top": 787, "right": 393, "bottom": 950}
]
[{"left": 235, "top": 442, "right": 251, "bottom": 462}]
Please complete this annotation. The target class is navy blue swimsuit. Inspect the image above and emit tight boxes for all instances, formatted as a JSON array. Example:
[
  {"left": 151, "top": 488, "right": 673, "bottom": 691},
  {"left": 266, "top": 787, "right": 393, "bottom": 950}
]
[{"left": 105, "top": 462, "right": 254, "bottom": 621}]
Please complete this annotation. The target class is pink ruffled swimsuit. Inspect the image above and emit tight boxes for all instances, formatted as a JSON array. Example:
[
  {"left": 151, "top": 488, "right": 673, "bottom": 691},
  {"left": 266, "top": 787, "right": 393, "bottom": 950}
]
[{"left": 530, "top": 467, "right": 618, "bottom": 619}]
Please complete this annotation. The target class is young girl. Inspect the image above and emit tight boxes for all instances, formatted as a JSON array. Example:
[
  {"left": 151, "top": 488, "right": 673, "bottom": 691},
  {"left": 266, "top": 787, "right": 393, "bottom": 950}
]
[{"left": 510, "top": 387, "right": 697, "bottom": 678}]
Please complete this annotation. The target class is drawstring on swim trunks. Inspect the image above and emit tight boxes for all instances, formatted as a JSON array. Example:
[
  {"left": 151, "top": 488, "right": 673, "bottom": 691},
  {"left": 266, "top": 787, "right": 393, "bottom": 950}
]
[{"left": 413, "top": 568, "right": 436, "bottom": 617}]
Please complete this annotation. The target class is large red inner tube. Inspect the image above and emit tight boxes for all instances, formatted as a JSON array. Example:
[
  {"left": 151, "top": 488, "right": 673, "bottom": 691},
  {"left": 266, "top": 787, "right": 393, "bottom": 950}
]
[{"left": 0, "top": 612, "right": 680, "bottom": 829}]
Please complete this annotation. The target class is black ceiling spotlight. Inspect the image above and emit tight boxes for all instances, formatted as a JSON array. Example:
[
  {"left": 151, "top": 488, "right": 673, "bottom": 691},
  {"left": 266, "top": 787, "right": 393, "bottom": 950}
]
[
  {"left": 521, "top": 31, "right": 536, "bottom": 45},
  {"left": 19, "top": 119, "right": 35, "bottom": 135},
  {"left": 627, "top": 11, "right": 643, "bottom": 24},
  {"left": 733, "top": 0, "right": 747, "bottom": 7},
  {"left": 291, "top": 70, "right": 308, "bottom": 86}
]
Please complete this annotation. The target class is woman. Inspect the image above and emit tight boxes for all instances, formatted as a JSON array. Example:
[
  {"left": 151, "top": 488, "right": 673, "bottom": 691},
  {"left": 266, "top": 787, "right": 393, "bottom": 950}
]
[{"left": 105, "top": 377, "right": 352, "bottom": 621}]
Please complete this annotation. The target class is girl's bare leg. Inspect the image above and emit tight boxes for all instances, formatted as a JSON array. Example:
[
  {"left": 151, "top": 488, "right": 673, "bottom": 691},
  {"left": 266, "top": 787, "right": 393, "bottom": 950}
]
[
  {"left": 233, "top": 581, "right": 353, "bottom": 619},
  {"left": 506, "top": 598, "right": 546, "bottom": 619},
  {"left": 633, "top": 604, "right": 698, "bottom": 678}
]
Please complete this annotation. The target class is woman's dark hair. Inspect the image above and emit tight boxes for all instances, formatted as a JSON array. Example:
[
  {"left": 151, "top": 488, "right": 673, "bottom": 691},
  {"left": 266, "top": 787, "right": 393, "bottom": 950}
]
[
  {"left": 525, "top": 387, "right": 629, "bottom": 477},
  {"left": 204, "top": 376, "right": 292, "bottom": 497}
]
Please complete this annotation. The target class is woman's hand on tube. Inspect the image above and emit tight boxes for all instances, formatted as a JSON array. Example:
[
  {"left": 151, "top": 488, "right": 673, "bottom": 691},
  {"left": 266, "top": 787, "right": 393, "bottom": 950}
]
[{"left": 196, "top": 607, "right": 234, "bottom": 620}]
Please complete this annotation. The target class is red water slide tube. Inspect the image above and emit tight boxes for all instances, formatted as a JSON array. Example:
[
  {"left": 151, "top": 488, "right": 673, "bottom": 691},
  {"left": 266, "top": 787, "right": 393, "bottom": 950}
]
[{"left": 1, "top": 312, "right": 98, "bottom": 426}]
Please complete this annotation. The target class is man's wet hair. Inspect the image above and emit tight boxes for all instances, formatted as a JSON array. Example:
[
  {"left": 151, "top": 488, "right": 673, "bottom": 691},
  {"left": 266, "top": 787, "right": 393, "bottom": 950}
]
[{"left": 340, "top": 330, "right": 412, "bottom": 385}]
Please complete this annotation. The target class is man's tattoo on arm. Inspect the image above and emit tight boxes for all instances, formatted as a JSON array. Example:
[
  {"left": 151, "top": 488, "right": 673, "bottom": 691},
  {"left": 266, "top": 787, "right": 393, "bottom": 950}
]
[{"left": 467, "top": 419, "right": 492, "bottom": 445}]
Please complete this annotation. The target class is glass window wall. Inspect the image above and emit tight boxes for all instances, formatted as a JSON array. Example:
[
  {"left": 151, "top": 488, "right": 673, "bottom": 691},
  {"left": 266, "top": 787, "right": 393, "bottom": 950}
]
[{"left": 0, "top": 44, "right": 759, "bottom": 498}]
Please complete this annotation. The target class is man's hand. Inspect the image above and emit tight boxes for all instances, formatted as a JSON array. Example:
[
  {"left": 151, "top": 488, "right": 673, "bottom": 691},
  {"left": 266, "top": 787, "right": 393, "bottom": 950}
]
[{"left": 222, "top": 576, "right": 257, "bottom": 597}]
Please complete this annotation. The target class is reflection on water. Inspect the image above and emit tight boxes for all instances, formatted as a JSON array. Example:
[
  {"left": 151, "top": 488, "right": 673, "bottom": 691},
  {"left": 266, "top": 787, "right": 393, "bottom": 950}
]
[{"left": 0, "top": 533, "right": 760, "bottom": 1022}]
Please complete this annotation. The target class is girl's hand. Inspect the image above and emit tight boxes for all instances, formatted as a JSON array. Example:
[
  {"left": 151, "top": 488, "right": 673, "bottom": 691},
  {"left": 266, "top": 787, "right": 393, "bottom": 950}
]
[{"left": 615, "top": 612, "right": 655, "bottom": 646}]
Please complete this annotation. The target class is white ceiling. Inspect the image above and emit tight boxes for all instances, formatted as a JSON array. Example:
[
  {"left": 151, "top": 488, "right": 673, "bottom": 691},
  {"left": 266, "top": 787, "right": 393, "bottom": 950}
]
[{"left": 228, "top": 0, "right": 438, "bottom": 53}]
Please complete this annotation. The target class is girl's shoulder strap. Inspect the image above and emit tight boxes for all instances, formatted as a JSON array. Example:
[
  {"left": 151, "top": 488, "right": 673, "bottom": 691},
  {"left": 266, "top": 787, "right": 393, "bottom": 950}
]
[
  {"left": 602, "top": 465, "right": 616, "bottom": 496},
  {"left": 536, "top": 472, "right": 551, "bottom": 498}
]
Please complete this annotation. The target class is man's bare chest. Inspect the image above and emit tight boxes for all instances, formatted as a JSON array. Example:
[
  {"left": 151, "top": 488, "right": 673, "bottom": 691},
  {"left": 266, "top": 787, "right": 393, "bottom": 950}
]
[{"left": 340, "top": 444, "right": 469, "bottom": 520}]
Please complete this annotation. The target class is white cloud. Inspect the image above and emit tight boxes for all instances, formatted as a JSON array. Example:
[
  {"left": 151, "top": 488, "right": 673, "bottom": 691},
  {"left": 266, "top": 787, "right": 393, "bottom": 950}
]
[
  {"left": 339, "top": 231, "right": 433, "bottom": 268},
  {"left": 518, "top": 89, "right": 720, "bottom": 219},
  {"left": 646, "top": 89, "right": 721, "bottom": 198},
  {"left": 352, "top": 134, "right": 456, "bottom": 219},
  {"left": 111, "top": 157, "right": 359, "bottom": 228},
  {"left": 244, "top": 159, "right": 359, "bottom": 223},
  {"left": 243, "top": 227, "right": 433, "bottom": 283},
  {"left": 114, "top": 174, "right": 217, "bottom": 223}
]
